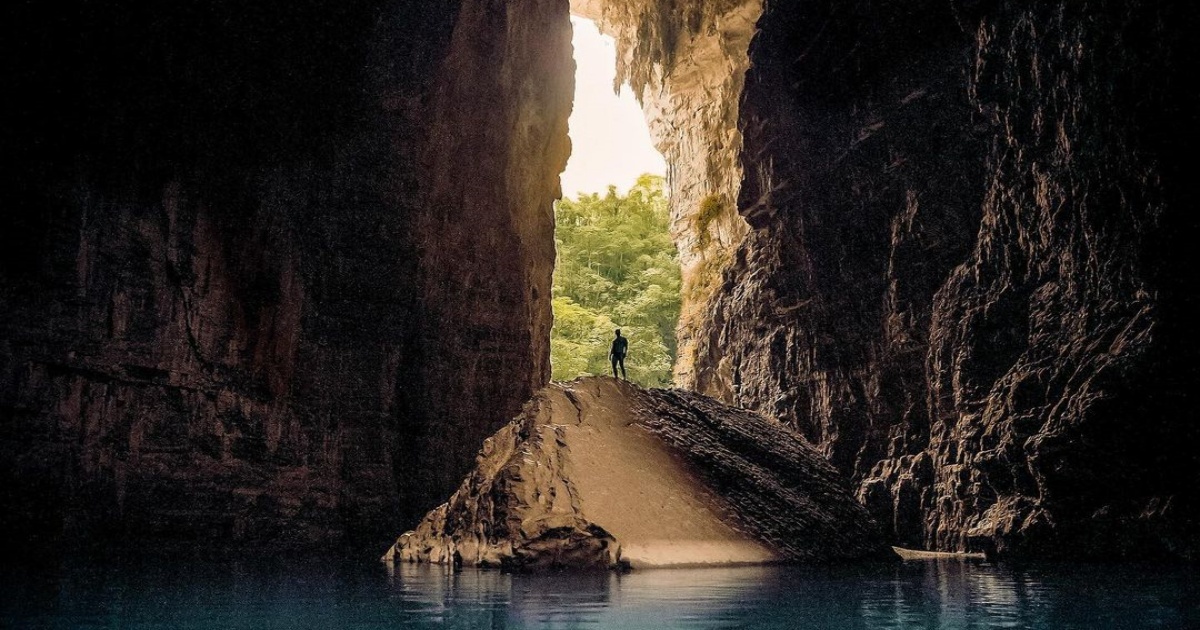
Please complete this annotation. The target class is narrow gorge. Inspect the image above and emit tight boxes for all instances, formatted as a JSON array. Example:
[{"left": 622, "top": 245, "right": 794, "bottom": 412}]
[{"left": 2, "top": 0, "right": 1196, "bottom": 564}]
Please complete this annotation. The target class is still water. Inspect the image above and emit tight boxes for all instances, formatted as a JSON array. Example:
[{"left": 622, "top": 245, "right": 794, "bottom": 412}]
[{"left": 2, "top": 556, "right": 1197, "bottom": 629}]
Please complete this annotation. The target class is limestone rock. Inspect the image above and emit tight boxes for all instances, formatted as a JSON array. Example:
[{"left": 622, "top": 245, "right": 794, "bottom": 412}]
[{"left": 384, "top": 377, "right": 891, "bottom": 570}]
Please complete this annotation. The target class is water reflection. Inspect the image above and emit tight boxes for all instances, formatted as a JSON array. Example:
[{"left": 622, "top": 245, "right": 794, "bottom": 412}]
[
  {"left": 381, "top": 560, "right": 1199, "bottom": 629},
  {"left": 2, "top": 556, "right": 1197, "bottom": 629}
]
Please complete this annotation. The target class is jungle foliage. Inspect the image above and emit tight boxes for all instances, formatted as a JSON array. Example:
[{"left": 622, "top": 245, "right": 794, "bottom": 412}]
[{"left": 550, "top": 174, "right": 681, "bottom": 386}]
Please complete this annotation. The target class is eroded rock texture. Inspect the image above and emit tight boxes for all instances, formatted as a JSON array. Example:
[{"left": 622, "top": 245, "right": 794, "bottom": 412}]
[
  {"left": 0, "top": 0, "right": 570, "bottom": 553},
  {"left": 385, "top": 377, "right": 890, "bottom": 570},
  {"left": 694, "top": 1, "right": 1200, "bottom": 558}
]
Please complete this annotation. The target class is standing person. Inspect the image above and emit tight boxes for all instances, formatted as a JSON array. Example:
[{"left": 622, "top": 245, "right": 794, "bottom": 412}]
[{"left": 609, "top": 329, "right": 628, "bottom": 380}]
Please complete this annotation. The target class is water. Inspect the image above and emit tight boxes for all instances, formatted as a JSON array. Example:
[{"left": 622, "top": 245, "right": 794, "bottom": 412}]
[{"left": 2, "top": 557, "right": 1197, "bottom": 629}]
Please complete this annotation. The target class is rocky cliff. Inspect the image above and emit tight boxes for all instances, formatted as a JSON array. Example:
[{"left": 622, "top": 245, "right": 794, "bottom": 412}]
[
  {"left": 690, "top": 1, "right": 1200, "bottom": 558},
  {"left": 385, "top": 377, "right": 890, "bottom": 570},
  {"left": 0, "top": 0, "right": 570, "bottom": 553}
]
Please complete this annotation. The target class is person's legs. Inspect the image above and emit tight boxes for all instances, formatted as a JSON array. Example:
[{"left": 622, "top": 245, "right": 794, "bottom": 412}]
[
  {"left": 611, "top": 356, "right": 619, "bottom": 378},
  {"left": 618, "top": 356, "right": 627, "bottom": 380}
]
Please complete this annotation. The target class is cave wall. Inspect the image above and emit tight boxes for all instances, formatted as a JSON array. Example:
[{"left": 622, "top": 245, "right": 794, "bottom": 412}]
[
  {"left": 584, "top": 0, "right": 1200, "bottom": 559},
  {"left": 697, "top": 0, "right": 1200, "bottom": 558},
  {"left": 0, "top": 0, "right": 570, "bottom": 553},
  {"left": 5, "top": 0, "right": 1197, "bottom": 563}
]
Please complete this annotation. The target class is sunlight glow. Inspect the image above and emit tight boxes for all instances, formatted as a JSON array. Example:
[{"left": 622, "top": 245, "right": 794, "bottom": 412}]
[{"left": 561, "top": 17, "right": 667, "bottom": 199}]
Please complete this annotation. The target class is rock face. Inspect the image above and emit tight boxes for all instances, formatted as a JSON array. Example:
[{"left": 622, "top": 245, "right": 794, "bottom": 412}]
[
  {"left": 581, "top": 0, "right": 1200, "bottom": 560},
  {"left": 385, "top": 377, "right": 890, "bottom": 570},
  {"left": 687, "top": 1, "right": 1200, "bottom": 559},
  {"left": 0, "top": 0, "right": 570, "bottom": 552}
]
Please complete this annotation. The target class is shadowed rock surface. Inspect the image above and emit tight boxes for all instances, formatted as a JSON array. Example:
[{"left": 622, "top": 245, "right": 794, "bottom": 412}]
[
  {"left": 687, "top": 0, "right": 1200, "bottom": 559},
  {"left": 0, "top": 0, "right": 569, "bottom": 553},
  {"left": 584, "top": 1, "right": 1198, "bottom": 560},
  {"left": 384, "top": 377, "right": 891, "bottom": 570}
]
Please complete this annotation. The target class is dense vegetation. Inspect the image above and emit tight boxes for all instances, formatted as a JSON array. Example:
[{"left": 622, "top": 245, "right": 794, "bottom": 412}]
[{"left": 551, "top": 174, "right": 681, "bottom": 386}]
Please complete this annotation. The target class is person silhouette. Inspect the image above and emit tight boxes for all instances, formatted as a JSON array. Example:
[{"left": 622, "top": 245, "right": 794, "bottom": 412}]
[{"left": 609, "top": 329, "right": 628, "bottom": 380}]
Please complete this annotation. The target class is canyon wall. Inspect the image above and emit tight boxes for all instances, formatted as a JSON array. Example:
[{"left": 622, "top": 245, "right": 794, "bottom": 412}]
[
  {"left": 695, "top": 1, "right": 1199, "bottom": 558},
  {"left": 0, "top": 0, "right": 570, "bottom": 554}
]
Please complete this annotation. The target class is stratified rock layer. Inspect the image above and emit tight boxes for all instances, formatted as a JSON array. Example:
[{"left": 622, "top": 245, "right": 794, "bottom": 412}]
[
  {"left": 0, "top": 0, "right": 570, "bottom": 552},
  {"left": 694, "top": 1, "right": 1200, "bottom": 559},
  {"left": 385, "top": 377, "right": 890, "bottom": 570}
]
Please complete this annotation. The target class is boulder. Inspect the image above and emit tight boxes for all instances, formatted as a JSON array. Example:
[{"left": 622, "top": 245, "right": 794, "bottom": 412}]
[{"left": 383, "top": 377, "right": 891, "bottom": 570}]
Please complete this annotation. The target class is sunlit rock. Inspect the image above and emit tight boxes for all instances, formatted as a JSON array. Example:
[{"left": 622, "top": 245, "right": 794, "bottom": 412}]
[{"left": 384, "top": 377, "right": 891, "bottom": 570}]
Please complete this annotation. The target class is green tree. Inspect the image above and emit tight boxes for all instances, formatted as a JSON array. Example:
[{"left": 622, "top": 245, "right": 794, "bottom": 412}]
[{"left": 550, "top": 174, "right": 681, "bottom": 386}]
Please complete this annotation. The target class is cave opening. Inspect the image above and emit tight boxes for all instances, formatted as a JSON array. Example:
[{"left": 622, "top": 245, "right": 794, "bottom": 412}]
[
  {"left": 549, "top": 15, "right": 679, "bottom": 387},
  {"left": 550, "top": 0, "right": 762, "bottom": 395}
]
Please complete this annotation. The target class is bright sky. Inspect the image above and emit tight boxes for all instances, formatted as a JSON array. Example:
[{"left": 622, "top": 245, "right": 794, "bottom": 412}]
[{"left": 560, "top": 17, "right": 667, "bottom": 199}]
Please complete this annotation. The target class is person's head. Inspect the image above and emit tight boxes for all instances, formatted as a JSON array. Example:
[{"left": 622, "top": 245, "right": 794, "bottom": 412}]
[{"left": 614, "top": 329, "right": 622, "bottom": 337}]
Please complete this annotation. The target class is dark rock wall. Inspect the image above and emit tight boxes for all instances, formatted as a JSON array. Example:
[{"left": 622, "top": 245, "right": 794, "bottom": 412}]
[
  {"left": 701, "top": 0, "right": 1200, "bottom": 558},
  {"left": 0, "top": 0, "right": 570, "bottom": 553},
  {"left": 397, "top": 0, "right": 570, "bottom": 536}
]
